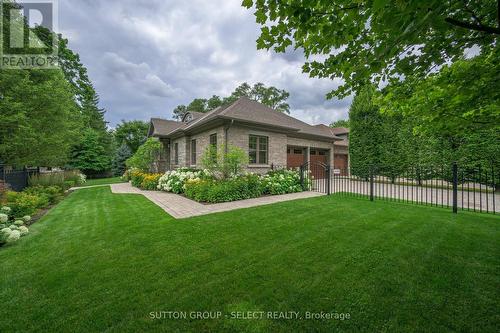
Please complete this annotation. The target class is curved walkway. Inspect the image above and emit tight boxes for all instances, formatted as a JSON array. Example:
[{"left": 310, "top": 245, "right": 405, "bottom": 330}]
[{"left": 110, "top": 182, "right": 323, "bottom": 219}]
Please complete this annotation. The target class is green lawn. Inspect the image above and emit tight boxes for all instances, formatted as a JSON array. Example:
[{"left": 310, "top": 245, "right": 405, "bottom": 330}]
[
  {"left": 1, "top": 187, "right": 499, "bottom": 332},
  {"left": 78, "top": 176, "right": 125, "bottom": 187}
]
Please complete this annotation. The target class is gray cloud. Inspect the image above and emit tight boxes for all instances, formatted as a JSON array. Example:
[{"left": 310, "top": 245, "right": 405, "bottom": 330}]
[{"left": 58, "top": 0, "right": 350, "bottom": 127}]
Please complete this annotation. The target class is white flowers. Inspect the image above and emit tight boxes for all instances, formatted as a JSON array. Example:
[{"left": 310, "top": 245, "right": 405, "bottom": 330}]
[
  {"left": 157, "top": 168, "right": 207, "bottom": 194},
  {"left": 78, "top": 173, "right": 87, "bottom": 184},
  {"left": 19, "top": 226, "right": 29, "bottom": 236},
  {"left": 1, "top": 227, "right": 22, "bottom": 244},
  {"left": 7, "top": 230, "right": 21, "bottom": 243},
  {"left": 1, "top": 206, "right": 11, "bottom": 214},
  {"left": 0, "top": 212, "right": 30, "bottom": 246}
]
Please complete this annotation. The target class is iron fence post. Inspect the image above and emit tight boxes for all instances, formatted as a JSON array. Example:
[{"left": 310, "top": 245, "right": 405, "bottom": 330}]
[
  {"left": 369, "top": 166, "right": 374, "bottom": 202},
  {"left": 326, "top": 165, "right": 331, "bottom": 195},
  {"left": 452, "top": 162, "right": 458, "bottom": 214}
]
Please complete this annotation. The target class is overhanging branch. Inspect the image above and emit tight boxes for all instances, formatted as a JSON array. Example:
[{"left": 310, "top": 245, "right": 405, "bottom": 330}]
[{"left": 445, "top": 17, "right": 500, "bottom": 35}]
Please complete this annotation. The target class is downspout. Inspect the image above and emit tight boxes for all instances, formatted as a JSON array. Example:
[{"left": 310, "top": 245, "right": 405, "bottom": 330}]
[{"left": 224, "top": 119, "right": 234, "bottom": 154}]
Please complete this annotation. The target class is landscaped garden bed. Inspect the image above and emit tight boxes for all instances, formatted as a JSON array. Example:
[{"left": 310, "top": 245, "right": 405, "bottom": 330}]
[
  {"left": 124, "top": 167, "right": 304, "bottom": 204},
  {"left": 124, "top": 144, "right": 307, "bottom": 203},
  {"left": 0, "top": 170, "right": 86, "bottom": 246}
]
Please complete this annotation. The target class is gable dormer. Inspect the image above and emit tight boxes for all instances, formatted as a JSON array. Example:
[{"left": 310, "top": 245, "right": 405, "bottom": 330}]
[
  {"left": 183, "top": 113, "right": 193, "bottom": 122},
  {"left": 181, "top": 111, "right": 204, "bottom": 123}
]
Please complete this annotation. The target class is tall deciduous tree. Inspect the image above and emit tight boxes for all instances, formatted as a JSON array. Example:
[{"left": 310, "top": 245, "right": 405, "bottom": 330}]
[
  {"left": 69, "top": 129, "right": 112, "bottom": 176},
  {"left": 172, "top": 82, "right": 290, "bottom": 119},
  {"left": 243, "top": 0, "right": 499, "bottom": 98},
  {"left": 114, "top": 120, "right": 149, "bottom": 154},
  {"left": 0, "top": 69, "right": 79, "bottom": 166}
]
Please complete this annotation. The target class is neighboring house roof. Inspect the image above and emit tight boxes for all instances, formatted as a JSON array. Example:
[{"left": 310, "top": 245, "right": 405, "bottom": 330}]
[
  {"left": 334, "top": 140, "right": 349, "bottom": 147},
  {"left": 150, "top": 97, "right": 343, "bottom": 140},
  {"left": 330, "top": 127, "right": 350, "bottom": 135}
]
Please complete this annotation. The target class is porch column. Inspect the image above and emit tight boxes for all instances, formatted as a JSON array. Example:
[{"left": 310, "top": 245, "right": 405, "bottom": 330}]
[
  {"left": 306, "top": 147, "right": 311, "bottom": 164},
  {"left": 329, "top": 145, "right": 334, "bottom": 168}
]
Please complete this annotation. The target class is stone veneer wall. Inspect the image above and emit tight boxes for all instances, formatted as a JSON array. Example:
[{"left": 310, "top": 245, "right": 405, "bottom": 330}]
[
  {"left": 227, "top": 125, "right": 287, "bottom": 174},
  {"left": 167, "top": 123, "right": 343, "bottom": 173},
  {"left": 188, "top": 126, "right": 225, "bottom": 168}
]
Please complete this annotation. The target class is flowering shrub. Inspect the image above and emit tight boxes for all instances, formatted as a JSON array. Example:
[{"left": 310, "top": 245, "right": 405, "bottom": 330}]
[
  {"left": 24, "top": 185, "right": 64, "bottom": 205},
  {"left": 4, "top": 191, "right": 46, "bottom": 218},
  {"left": 157, "top": 168, "right": 207, "bottom": 194},
  {"left": 0, "top": 213, "right": 8, "bottom": 223},
  {"left": 140, "top": 174, "right": 162, "bottom": 190},
  {"left": 130, "top": 169, "right": 146, "bottom": 187},
  {"left": 261, "top": 169, "right": 303, "bottom": 195},
  {"left": 0, "top": 211, "right": 31, "bottom": 246}
]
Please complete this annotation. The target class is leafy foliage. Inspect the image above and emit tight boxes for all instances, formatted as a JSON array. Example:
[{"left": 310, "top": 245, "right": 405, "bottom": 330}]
[
  {"left": 0, "top": 69, "right": 79, "bottom": 166},
  {"left": 0, "top": 13, "right": 110, "bottom": 168},
  {"left": 330, "top": 119, "right": 349, "bottom": 128},
  {"left": 114, "top": 120, "right": 149, "bottom": 154},
  {"left": 184, "top": 174, "right": 263, "bottom": 203},
  {"left": 125, "top": 138, "right": 162, "bottom": 172},
  {"left": 201, "top": 144, "right": 249, "bottom": 179},
  {"left": 172, "top": 82, "right": 290, "bottom": 119},
  {"left": 348, "top": 86, "right": 382, "bottom": 177},
  {"left": 243, "top": 0, "right": 499, "bottom": 98},
  {"left": 69, "top": 129, "right": 112, "bottom": 176}
]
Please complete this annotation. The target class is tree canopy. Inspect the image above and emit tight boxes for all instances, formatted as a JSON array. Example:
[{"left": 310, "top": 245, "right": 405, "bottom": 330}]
[
  {"left": 330, "top": 119, "right": 349, "bottom": 128},
  {"left": 243, "top": 0, "right": 499, "bottom": 98},
  {"left": 173, "top": 82, "right": 290, "bottom": 119},
  {"left": 0, "top": 1, "right": 112, "bottom": 171},
  {"left": 114, "top": 120, "right": 149, "bottom": 154}
]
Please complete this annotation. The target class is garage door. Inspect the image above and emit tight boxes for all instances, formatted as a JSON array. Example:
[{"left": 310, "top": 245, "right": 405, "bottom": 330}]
[
  {"left": 310, "top": 150, "right": 327, "bottom": 179},
  {"left": 287, "top": 148, "right": 305, "bottom": 168}
]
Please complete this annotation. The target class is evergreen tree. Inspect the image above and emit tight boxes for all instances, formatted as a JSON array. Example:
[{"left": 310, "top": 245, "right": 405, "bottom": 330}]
[
  {"left": 113, "top": 143, "right": 132, "bottom": 176},
  {"left": 68, "top": 129, "right": 112, "bottom": 176},
  {"left": 348, "top": 86, "right": 383, "bottom": 178}
]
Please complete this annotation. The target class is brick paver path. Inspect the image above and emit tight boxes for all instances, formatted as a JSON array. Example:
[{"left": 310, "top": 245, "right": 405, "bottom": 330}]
[{"left": 109, "top": 182, "right": 323, "bottom": 219}]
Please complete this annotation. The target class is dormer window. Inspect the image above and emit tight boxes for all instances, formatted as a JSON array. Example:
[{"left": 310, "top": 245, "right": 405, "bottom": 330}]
[{"left": 184, "top": 114, "right": 193, "bottom": 122}]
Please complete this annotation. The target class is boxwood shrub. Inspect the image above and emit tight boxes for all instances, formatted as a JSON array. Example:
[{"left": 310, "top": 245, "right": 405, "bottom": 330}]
[{"left": 185, "top": 174, "right": 263, "bottom": 203}]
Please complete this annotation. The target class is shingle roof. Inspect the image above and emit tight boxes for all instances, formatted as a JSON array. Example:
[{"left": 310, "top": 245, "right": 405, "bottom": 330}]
[
  {"left": 149, "top": 118, "right": 186, "bottom": 137},
  {"left": 182, "top": 111, "right": 205, "bottom": 122},
  {"left": 330, "top": 127, "right": 350, "bottom": 135},
  {"left": 150, "top": 97, "right": 342, "bottom": 140}
]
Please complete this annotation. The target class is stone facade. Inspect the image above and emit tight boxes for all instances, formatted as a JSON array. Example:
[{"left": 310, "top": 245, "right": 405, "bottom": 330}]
[
  {"left": 227, "top": 125, "right": 287, "bottom": 174},
  {"left": 162, "top": 124, "right": 345, "bottom": 173},
  {"left": 188, "top": 126, "right": 225, "bottom": 167}
]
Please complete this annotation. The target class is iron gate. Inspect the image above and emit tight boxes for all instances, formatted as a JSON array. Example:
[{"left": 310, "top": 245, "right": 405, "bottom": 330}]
[{"left": 300, "top": 161, "right": 330, "bottom": 194}]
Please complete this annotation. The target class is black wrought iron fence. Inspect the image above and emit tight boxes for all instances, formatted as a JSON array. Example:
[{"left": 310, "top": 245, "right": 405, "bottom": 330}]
[
  {"left": 0, "top": 165, "right": 39, "bottom": 192},
  {"left": 300, "top": 162, "right": 498, "bottom": 214}
]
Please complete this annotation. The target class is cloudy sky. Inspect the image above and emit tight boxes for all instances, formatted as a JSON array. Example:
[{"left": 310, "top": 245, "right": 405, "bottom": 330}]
[{"left": 57, "top": 0, "right": 351, "bottom": 127}]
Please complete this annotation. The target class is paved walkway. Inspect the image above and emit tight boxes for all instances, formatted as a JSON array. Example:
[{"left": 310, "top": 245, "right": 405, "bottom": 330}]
[{"left": 110, "top": 182, "right": 323, "bottom": 219}]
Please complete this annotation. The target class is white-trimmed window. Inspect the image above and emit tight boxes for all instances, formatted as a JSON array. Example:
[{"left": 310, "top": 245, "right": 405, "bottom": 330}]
[{"left": 249, "top": 135, "right": 268, "bottom": 164}]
